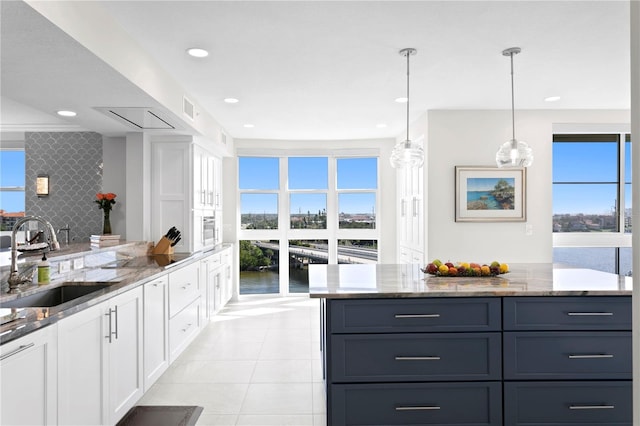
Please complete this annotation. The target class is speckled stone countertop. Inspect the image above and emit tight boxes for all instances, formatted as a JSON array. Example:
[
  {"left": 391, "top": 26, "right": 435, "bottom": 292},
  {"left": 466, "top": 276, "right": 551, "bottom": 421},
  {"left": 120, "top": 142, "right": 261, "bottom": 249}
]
[
  {"left": 308, "top": 263, "right": 632, "bottom": 299},
  {"left": 0, "top": 242, "right": 233, "bottom": 344}
]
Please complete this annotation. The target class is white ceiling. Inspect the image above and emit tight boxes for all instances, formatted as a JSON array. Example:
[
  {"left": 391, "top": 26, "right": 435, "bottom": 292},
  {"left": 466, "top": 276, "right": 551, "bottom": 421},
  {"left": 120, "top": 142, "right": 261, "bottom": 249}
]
[{"left": 0, "top": 0, "right": 631, "bottom": 141}]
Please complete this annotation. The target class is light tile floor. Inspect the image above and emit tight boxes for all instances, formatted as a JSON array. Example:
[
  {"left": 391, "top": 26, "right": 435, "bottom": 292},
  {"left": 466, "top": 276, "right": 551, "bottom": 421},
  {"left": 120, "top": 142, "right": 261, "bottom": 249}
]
[{"left": 138, "top": 295, "right": 326, "bottom": 426}]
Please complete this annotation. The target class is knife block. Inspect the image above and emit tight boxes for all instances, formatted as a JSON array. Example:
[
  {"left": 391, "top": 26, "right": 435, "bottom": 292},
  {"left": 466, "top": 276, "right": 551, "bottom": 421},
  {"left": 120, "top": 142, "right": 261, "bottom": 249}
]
[{"left": 152, "top": 236, "right": 175, "bottom": 255}]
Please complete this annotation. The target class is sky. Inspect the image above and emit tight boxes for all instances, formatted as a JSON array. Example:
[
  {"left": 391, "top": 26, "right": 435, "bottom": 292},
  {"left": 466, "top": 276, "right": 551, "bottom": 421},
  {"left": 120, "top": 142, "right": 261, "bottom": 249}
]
[
  {"left": 239, "top": 156, "right": 378, "bottom": 214},
  {"left": 0, "top": 150, "right": 25, "bottom": 212},
  {"left": 553, "top": 141, "right": 632, "bottom": 215},
  {"left": 466, "top": 177, "right": 515, "bottom": 192}
]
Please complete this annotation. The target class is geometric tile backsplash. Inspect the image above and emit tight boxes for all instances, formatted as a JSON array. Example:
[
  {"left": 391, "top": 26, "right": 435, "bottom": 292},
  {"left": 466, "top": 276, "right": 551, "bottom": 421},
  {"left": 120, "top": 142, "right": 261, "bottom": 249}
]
[{"left": 25, "top": 132, "right": 104, "bottom": 243}]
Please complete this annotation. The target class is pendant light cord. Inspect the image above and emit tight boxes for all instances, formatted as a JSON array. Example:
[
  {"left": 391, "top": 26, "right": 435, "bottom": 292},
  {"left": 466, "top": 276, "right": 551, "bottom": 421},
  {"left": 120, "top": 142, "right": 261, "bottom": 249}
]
[
  {"left": 510, "top": 51, "right": 516, "bottom": 142},
  {"left": 406, "top": 50, "right": 410, "bottom": 143}
]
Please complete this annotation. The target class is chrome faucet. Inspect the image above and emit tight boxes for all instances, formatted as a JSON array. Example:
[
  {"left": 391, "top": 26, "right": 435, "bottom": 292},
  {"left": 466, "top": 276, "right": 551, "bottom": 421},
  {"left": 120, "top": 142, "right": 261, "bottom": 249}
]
[
  {"left": 7, "top": 216, "right": 61, "bottom": 293},
  {"left": 57, "top": 224, "right": 71, "bottom": 245}
]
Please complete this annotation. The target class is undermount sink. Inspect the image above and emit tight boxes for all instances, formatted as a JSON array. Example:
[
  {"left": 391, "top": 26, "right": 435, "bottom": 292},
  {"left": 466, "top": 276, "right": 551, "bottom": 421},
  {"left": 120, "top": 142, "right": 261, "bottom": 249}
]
[{"left": 0, "top": 284, "right": 111, "bottom": 308}]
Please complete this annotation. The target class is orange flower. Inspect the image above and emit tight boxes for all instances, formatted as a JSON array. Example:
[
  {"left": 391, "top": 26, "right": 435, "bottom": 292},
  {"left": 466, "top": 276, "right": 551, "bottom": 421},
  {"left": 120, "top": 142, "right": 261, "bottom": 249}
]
[{"left": 95, "top": 192, "right": 117, "bottom": 211}]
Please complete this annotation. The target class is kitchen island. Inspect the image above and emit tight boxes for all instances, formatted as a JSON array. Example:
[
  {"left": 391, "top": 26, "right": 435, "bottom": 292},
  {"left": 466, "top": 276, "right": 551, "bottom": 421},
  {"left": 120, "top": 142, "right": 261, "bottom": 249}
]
[{"left": 309, "top": 263, "right": 632, "bottom": 426}]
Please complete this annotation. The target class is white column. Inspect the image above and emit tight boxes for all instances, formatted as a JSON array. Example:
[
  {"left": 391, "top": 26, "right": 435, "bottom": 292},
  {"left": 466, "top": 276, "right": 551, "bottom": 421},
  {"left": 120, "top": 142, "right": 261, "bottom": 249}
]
[
  {"left": 631, "top": 1, "right": 639, "bottom": 423},
  {"left": 125, "top": 132, "right": 151, "bottom": 241}
]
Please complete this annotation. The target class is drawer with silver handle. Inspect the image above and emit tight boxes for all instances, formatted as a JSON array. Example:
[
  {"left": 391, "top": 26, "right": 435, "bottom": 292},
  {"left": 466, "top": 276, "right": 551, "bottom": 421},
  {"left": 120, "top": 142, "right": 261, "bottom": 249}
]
[
  {"left": 504, "top": 381, "right": 631, "bottom": 425},
  {"left": 503, "top": 331, "right": 631, "bottom": 380}
]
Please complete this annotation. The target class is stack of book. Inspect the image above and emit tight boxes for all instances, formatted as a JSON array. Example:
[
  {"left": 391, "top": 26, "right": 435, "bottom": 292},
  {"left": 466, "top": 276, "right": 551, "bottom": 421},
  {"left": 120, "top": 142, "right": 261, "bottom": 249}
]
[{"left": 90, "top": 234, "right": 121, "bottom": 248}]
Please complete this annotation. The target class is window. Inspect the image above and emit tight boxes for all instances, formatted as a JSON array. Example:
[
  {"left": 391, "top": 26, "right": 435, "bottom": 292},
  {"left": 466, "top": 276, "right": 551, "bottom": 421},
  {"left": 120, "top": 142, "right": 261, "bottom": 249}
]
[
  {"left": 238, "top": 154, "right": 379, "bottom": 295},
  {"left": 552, "top": 133, "right": 632, "bottom": 274},
  {"left": 0, "top": 149, "right": 25, "bottom": 231}
]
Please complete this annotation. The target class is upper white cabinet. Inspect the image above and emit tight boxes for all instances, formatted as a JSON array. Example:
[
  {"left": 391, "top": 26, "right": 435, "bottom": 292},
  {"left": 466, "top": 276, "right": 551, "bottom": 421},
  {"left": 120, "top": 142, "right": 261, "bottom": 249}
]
[
  {"left": 1, "top": 324, "right": 58, "bottom": 426},
  {"left": 151, "top": 136, "right": 224, "bottom": 253},
  {"left": 58, "top": 287, "right": 144, "bottom": 426},
  {"left": 397, "top": 136, "right": 425, "bottom": 267}
]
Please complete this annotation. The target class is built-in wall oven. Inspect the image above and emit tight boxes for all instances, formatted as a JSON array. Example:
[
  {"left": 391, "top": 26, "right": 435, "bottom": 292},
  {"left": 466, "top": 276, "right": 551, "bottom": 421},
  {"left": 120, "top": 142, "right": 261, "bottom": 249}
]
[{"left": 202, "top": 215, "right": 216, "bottom": 248}]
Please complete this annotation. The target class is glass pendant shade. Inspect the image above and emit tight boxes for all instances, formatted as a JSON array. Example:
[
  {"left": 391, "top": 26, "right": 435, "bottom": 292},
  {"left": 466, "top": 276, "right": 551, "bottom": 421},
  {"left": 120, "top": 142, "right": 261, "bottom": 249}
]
[
  {"left": 496, "top": 47, "right": 533, "bottom": 168},
  {"left": 390, "top": 48, "right": 424, "bottom": 169},
  {"left": 495, "top": 138, "right": 534, "bottom": 167},
  {"left": 390, "top": 139, "right": 424, "bottom": 168}
]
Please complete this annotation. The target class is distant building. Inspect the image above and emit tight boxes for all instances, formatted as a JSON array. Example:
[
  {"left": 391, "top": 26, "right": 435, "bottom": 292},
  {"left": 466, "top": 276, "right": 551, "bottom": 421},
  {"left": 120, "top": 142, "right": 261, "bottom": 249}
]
[{"left": 0, "top": 209, "right": 25, "bottom": 230}]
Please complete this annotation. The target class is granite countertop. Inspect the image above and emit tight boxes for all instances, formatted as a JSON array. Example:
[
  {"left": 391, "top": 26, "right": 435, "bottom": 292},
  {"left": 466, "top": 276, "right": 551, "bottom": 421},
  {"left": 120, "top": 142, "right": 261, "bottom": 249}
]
[
  {"left": 0, "top": 243, "right": 233, "bottom": 344},
  {"left": 308, "top": 263, "right": 632, "bottom": 299}
]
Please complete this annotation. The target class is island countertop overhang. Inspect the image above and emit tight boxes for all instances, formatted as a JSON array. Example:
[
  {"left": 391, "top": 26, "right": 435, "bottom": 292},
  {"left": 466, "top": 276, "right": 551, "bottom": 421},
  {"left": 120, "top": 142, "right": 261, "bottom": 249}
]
[{"left": 308, "top": 263, "right": 632, "bottom": 299}]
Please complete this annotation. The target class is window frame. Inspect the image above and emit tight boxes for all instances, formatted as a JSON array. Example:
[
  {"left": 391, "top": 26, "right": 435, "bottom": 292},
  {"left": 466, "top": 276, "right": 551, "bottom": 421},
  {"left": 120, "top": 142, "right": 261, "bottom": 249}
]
[
  {"left": 552, "top": 132, "right": 632, "bottom": 273},
  {"left": 238, "top": 150, "right": 380, "bottom": 295}
]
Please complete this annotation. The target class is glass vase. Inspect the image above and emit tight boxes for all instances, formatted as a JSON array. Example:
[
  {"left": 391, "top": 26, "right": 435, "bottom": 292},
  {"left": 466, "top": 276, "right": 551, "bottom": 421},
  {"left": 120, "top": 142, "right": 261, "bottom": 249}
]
[{"left": 103, "top": 210, "right": 112, "bottom": 235}]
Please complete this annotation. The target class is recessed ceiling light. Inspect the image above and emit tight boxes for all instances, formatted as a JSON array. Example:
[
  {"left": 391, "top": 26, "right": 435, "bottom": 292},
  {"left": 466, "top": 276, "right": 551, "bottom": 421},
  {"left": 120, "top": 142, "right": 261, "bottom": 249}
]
[
  {"left": 186, "top": 48, "right": 209, "bottom": 58},
  {"left": 376, "top": 123, "right": 388, "bottom": 128},
  {"left": 544, "top": 96, "right": 561, "bottom": 102},
  {"left": 224, "top": 98, "right": 239, "bottom": 104},
  {"left": 395, "top": 97, "right": 408, "bottom": 103},
  {"left": 57, "top": 110, "right": 77, "bottom": 117},
  {"left": 243, "top": 124, "right": 255, "bottom": 128}
]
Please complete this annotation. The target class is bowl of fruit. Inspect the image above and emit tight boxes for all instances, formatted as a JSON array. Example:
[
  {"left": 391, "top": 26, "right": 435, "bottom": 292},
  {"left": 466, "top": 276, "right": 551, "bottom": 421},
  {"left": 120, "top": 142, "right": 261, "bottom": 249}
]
[{"left": 421, "top": 259, "right": 509, "bottom": 277}]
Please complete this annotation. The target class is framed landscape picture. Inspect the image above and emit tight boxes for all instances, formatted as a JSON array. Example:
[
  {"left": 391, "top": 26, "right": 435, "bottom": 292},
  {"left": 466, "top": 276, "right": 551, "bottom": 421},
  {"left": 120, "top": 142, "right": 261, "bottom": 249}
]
[{"left": 455, "top": 166, "right": 526, "bottom": 222}]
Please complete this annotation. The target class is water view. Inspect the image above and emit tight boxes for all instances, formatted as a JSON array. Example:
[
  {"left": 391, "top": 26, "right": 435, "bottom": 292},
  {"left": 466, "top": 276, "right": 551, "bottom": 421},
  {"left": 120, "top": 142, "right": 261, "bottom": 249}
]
[{"left": 240, "top": 268, "right": 309, "bottom": 294}]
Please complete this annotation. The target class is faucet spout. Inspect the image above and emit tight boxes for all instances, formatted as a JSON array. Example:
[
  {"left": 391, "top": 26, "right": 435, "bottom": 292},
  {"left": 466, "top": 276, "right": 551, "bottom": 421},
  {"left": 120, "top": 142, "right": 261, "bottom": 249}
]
[{"left": 7, "top": 215, "right": 61, "bottom": 293}]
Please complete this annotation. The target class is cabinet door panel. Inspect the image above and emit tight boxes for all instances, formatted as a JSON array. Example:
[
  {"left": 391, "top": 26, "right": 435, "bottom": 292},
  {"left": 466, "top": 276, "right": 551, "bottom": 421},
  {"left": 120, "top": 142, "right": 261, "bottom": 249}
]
[
  {"left": 144, "top": 277, "right": 169, "bottom": 390},
  {"left": 109, "top": 287, "right": 144, "bottom": 424},
  {"left": 58, "top": 303, "right": 107, "bottom": 425},
  {"left": 1, "top": 325, "right": 57, "bottom": 426}
]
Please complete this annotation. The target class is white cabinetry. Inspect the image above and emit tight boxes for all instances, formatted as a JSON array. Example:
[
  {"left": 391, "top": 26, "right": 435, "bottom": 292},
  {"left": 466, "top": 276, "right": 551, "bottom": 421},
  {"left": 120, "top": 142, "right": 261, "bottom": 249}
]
[
  {"left": 201, "top": 246, "right": 233, "bottom": 322},
  {"left": 58, "top": 287, "right": 143, "bottom": 426},
  {"left": 168, "top": 262, "right": 201, "bottom": 362},
  {"left": 152, "top": 138, "right": 224, "bottom": 253},
  {"left": 397, "top": 137, "right": 425, "bottom": 268},
  {"left": 143, "top": 276, "right": 169, "bottom": 391},
  {"left": 0, "top": 324, "right": 57, "bottom": 426}
]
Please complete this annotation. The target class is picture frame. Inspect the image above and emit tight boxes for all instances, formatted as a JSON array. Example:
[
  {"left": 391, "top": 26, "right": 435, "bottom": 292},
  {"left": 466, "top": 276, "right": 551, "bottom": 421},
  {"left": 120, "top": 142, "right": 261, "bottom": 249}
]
[{"left": 455, "top": 166, "right": 526, "bottom": 222}]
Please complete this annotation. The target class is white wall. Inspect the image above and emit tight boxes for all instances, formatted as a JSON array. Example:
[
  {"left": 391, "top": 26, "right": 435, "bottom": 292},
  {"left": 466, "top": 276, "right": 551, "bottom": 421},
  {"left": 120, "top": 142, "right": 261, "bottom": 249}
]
[
  {"left": 102, "top": 136, "right": 126, "bottom": 237},
  {"left": 427, "top": 109, "right": 630, "bottom": 263}
]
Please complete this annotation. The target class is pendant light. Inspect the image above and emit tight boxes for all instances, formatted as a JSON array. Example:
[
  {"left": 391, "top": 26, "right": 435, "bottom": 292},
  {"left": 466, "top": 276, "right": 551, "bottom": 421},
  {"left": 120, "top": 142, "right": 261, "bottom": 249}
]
[
  {"left": 390, "top": 48, "right": 424, "bottom": 169},
  {"left": 495, "top": 47, "right": 534, "bottom": 168}
]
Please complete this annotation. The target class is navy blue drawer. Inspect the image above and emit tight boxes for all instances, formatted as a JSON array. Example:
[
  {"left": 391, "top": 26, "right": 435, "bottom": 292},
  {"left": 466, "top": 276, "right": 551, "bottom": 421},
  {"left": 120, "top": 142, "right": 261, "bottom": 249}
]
[
  {"left": 329, "top": 297, "right": 501, "bottom": 333},
  {"left": 331, "top": 382, "right": 502, "bottom": 426},
  {"left": 503, "top": 296, "right": 631, "bottom": 331},
  {"left": 331, "top": 332, "right": 501, "bottom": 382},
  {"left": 504, "top": 331, "right": 631, "bottom": 380},
  {"left": 504, "top": 381, "right": 631, "bottom": 425}
]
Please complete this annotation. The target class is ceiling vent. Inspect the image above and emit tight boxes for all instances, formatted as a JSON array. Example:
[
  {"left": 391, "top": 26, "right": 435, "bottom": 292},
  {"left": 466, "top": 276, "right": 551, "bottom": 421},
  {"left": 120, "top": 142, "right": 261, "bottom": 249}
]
[
  {"left": 95, "top": 107, "right": 176, "bottom": 130},
  {"left": 183, "top": 97, "right": 195, "bottom": 121}
]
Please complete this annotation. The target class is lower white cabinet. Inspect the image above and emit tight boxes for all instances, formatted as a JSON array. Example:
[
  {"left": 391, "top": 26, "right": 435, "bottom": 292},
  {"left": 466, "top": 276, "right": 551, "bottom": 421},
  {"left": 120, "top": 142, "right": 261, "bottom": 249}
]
[
  {"left": 168, "top": 262, "right": 201, "bottom": 363},
  {"left": 0, "top": 324, "right": 58, "bottom": 426},
  {"left": 143, "top": 276, "right": 169, "bottom": 391},
  {"left": 58, "top": 287, "right": 144, "bottom": 425},
  {"left": 201, "top": 247, "right": 233, "bottom": 322}
]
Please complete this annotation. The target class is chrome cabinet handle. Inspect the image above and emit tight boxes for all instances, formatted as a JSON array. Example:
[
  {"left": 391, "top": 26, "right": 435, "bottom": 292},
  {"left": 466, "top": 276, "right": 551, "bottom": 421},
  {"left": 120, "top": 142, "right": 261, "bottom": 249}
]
[
  {"left": 400, "top": 199, "right": 406, "bottom": 217},
  {"left": 105, "top": 309, "right": 113, "bottom": 343},
  {"left": 567, "top": 312, "right": 613, "bottom": 316},
  {"left": 182, "top": 323, "right": 193, "bottom": 332},
  {"left": 182, "top": 283, "right": 192, "bottom": 290},
  {"left": 396, "top": 406, "right": 441, "bottom": 411},
  {"left": 113, "top": 305, "right": 118, "bottom": 340},
  {"left": 395, "top": 314, "right": 440, "bottom": 318},
  {"left": 568, "top": 354, "right": 613, "bottom": 359},
  {"left": 1, "top": 343, "right": 35, "bottom": 360},
  {"left": 569, "top": 405, "right": 615, "bottom": 410},
  {"left": 395, "top": 356, "right": 441, "bottom": 361}
]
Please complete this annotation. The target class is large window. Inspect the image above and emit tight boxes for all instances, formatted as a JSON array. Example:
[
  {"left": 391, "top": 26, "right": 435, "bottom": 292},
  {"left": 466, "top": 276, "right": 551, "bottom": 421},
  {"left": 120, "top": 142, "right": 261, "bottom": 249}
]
[
  {"left": 238, "top": 155, "right": 379, "bottom": 295},
  {"left": 0, "top": 149, "right": 25, "bottom": 232},
  {"left": 552, "top": 133, "right": 631, "bottom": 275}
]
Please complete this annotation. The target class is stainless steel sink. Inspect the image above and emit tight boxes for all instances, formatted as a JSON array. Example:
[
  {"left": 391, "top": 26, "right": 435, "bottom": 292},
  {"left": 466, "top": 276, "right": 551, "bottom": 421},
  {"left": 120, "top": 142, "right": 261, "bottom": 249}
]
[{"left": 0, "top": 284, "right": 110, "bottom": 308}]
